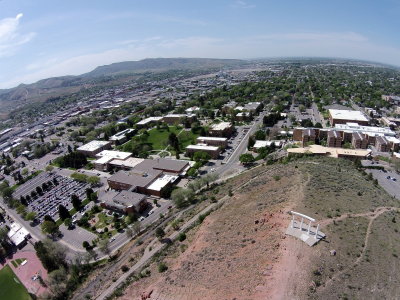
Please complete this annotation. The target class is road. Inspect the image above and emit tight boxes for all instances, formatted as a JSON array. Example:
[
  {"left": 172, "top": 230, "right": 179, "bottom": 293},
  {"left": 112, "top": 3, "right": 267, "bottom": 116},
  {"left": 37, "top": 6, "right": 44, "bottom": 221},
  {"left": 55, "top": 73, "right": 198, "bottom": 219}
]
[
  {"left": 216, "top": 112, "right": 266, "bottom": 179},
  {"left": 367, "top": 169, "right": 400, "bottom": 200}
]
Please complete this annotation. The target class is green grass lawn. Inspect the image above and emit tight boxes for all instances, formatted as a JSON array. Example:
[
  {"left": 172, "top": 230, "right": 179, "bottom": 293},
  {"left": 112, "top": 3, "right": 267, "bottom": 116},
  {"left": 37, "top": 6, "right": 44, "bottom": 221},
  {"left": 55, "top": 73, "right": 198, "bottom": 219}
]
[
  {"left": 96, "top": 212, "right": 113, "bottom": 229},
  {"left": 0, "top": 265, "right": 31, "bottom": 300},
  {"left": 146, "top": 126, "right": 199, "bottom": 151},
  {"left": 146, "top": 126, "right": 181, "bottom": 150}
]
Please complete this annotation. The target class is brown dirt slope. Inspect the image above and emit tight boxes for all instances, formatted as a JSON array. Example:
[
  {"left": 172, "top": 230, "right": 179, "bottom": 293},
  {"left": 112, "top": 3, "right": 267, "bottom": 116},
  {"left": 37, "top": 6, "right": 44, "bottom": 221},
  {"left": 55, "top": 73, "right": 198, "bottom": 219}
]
[
  {"left": 121, "top": 164, "right": 308, "bottom": 300},
  {"left": 119, "top": 157, "right": 400, "bottom": 300}
]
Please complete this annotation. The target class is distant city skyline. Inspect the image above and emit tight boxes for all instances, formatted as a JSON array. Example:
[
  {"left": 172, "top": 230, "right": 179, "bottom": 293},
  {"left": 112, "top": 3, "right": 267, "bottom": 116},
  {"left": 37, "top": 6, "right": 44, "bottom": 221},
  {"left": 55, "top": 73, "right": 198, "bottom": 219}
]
[{"left": 1, "top": 0, "right": 400, "bottom": 88}]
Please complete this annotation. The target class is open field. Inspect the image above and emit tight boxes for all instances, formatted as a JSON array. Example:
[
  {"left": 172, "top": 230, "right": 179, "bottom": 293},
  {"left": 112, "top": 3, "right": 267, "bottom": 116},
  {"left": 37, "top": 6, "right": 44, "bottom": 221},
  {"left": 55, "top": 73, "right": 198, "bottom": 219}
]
[{"left": 0, "top": 265, "right": 31, "bottom": 300}]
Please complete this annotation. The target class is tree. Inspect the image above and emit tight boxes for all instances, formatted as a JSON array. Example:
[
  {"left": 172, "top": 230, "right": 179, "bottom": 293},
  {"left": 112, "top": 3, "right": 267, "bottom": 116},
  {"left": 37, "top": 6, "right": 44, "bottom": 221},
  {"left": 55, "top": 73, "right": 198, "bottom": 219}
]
[
  {"left": 25, "top": 211, "right": 37, "bottom": 221},
  {"left": 99, "top": 238, "right": 111, "bottom": 257},
  {"left": 82, "top": 241, "right": 90, "bottom": 250},
  {"left": 45, "top": 165, "right": 54, "bottom": 172},
  {"left": 125, "top": 227, "right": 133, "bottom": 238},
  {"left": 20, "top": 196, "right": 27, "bottom": 206},
  {"left": 64, "top": 218, "right": 73, "bottom": 229},
  {"left": 47, "top": 267, "right": 68, "bottom": 297},
  {"left": 44, "top": 215, "right": 56, "bottom": 223},
  {"left": 239, "top": 153, "right": 255, "bottom": 165},
  {"left": 58, "top": 204, "right": 70, "bottom": 220},
  {"left": 87, "top": 176, "right": 100, "bottom": 186},
  {"left": 2, "top": 187, "right": 13, "bottom": 201},
  {"left": 71, "top": 194, "right": 81, "bottom": 210},
  {"left": 85, "top": 188, "right": 94, "bottom": 199},
  {"left": 193, "top": 151, "right": 211, "bottom": 163},
  {"left": 41, "top": 221, "right": 60, "bottom": 237},
  {"left": 36, "top": 186, "right": 43, "bottom": 195},
  {"left": 132, "top": 221, "right": 141, "bottom": 235},
  {"left": 155, "top": 227, "right": 165, "bottom": 240},
  {"left": 171, "top": 188, "right": 194, "bottom": 208}
]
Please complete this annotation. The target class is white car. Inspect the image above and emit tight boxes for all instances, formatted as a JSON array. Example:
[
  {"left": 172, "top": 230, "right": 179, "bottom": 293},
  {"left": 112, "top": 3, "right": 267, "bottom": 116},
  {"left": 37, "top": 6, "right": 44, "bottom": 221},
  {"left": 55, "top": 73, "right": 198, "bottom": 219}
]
[{"left": 138, "top": 216, "right": 145, "bottom": 221}]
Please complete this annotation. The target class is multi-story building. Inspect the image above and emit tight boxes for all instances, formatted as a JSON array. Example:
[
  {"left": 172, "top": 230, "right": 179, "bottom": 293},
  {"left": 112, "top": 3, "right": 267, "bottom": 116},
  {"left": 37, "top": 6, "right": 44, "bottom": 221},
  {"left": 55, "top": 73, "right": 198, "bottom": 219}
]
[
  {"left": 351, "top": 132, "right": 368, "bottom": 149},
  {"left": 327, "top": 131, "right": 342, "bottom": 147},
  {"left": 375, "top": 136, "right": 390, "bottom": 152},
  {"left": 186, "top": 144, "right": 220, "bottom": 159},
  {"left": 209, "top": 122, "right": 233, "bottom": 138},
  {"left": 302, "top": 129, "right": 316, "bottom": 146},
  {"left": 196, "top": 137, "right": 228, "bottom": 148}
]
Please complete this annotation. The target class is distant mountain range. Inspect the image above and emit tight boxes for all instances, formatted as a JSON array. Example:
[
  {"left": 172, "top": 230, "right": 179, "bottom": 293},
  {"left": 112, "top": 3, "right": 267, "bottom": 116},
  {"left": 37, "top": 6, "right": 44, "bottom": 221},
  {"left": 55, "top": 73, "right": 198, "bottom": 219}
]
[{"left": 0, "top": 58, "right": 247, "bottom": 114}]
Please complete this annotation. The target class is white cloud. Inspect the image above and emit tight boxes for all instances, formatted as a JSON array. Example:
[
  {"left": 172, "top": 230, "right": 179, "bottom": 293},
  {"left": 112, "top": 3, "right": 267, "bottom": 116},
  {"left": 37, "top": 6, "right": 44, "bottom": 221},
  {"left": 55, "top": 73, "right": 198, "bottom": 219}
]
[
  {"left": 2, "top": 31, "right": 400, "bottom": 88},
  {"left": 232, "top": 0, "right": 256, "bottom": 9},
  {"left": 0, "top": 13, "right": 35, "bottom": 57}
]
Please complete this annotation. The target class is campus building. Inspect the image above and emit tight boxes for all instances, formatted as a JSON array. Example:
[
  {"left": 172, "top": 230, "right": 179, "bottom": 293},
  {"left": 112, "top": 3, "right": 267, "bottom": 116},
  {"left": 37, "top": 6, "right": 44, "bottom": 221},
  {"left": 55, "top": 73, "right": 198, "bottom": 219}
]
[
  {"left": 162, "top": 114, "right": 195, "bottom": 125},
  {"left": 77, "top": 140, "right": 112, "bottom": 157},
  {"left": 209, "top": 122, "right": 233, "bottom": 137},
  {"left": 328, "top": 109, "right": 369, "bottom": 126},
  {"left": 185, "top": 144, "right": 220, "bottom": 159},
  {"left": 100, "top": 190, "right": 148, "bottom": 214},
  {"left": 351, "top": 132, "right": 368, "bottom": 149},
  {"left": 375, "top": 136, "right": 390, "bottom": 152},
  {"left": 107, "top": 158, "right": 190, "bottom": 197},
  {"left": 93, "top": 150, "right": 132, "bottom": 171},
  {"left": 327, "top": 131, "right": 342, "bottom": 148},
  {"left": 196, "top": 136, "right": 228, "bottom": 148},
  {"left": 109, "top": 128, "right": 135, "bottom": 145},
  {"left": 7, "top": 223, "right": 30, "bottom": 248},
  {"left": 136, "top": 117, "right": 163, "bottom": 128}
]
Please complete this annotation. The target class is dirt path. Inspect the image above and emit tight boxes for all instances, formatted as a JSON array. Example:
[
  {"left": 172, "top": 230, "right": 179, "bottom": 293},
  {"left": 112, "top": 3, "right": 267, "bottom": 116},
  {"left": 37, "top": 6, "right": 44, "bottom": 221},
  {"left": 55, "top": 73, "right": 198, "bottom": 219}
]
[{"left": 318, "top": 206, "right": 398, "bottom": 291}]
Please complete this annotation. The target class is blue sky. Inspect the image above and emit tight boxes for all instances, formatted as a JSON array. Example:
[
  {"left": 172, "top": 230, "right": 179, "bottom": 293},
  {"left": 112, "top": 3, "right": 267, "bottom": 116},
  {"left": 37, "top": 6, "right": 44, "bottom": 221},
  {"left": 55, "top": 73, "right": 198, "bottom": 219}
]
[{"left": 1, "top": 0, "right": 400, "bottom": 88}]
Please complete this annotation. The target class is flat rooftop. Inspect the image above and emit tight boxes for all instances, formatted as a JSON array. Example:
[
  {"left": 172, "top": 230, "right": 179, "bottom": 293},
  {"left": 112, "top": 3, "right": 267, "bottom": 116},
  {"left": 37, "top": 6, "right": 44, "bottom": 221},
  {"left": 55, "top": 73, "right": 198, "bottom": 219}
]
[
  {"left": 112, "top": 190, "right": 146, "bottom": 207},
  {"left": 137, "top": 117, "right": 163, "bottom": 125},
  {"left": 110, "top": 128, "right": 135, "bottom": 141},
  {"left": 211, "top": 122, "right": 232, "bottom": 131},
  {"left": 197, "top": 136, "right": 227, "bottom": 142},
  {"left": 77, "top": 140, "right": 111, "bottom": 152},
  {"left": 147, "top": 174, "right": 179, "bottom": 191},
  {"left": 287, "top": 144, "right": 371, "bottom": 158},
  {"left": 186, "top": 144, "right": 219, "bottom": 151},
  {"left": 335, "top": 123, "right": 395, "bottom": 136},
  {"left": 109, "top": 157, "right": 145, "bottom": 169},
  {"left": 329, "top": 109, "right": 368, "bottom": 122},
  {"left": 94, "top": 150, "right": 132, "bottom": 165}
]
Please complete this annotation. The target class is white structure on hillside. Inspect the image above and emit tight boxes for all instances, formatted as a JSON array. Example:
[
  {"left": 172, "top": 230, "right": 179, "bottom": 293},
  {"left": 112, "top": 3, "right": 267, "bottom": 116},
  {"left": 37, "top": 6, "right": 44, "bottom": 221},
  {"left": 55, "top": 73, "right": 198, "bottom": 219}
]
[{"left": 285, "top": 211, "right": 325, "bottom": 246}]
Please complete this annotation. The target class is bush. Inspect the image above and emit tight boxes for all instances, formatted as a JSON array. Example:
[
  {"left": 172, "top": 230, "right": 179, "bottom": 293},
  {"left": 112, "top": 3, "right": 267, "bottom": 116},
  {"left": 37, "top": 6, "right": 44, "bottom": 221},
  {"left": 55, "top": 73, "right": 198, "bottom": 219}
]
[
  {"left": 121, "top": 265, "right": 129, "bottom": 272},
  {"left": 273, "top": 175, "right": 281, "bottom": 181},
  {"left": 178, "top": 232, "right": 186, "bottom": 242},
  {"left": 158, "top": 262, "right": 168, "bottom": 273}
]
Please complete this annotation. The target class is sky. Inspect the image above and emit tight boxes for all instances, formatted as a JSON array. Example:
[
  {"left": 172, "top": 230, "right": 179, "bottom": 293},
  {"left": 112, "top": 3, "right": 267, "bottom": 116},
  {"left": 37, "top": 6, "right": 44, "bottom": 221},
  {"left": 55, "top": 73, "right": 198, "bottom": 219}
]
[{"left": 1, "top": 0, "right": 400, "bottom": 88}]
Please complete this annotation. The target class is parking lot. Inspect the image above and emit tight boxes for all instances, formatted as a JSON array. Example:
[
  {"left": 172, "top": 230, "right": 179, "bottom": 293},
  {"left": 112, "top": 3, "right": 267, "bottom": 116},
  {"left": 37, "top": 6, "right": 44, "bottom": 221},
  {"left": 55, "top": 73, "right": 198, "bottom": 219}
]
[
  {"left": 367, "top": 169, "right": 400, "bottom": 199},
  {"left": 27, "top": 175, "right": 89, "bottom": 222},
  {"left": 59, "top": 223, "right": 97, "bottom": 251}
]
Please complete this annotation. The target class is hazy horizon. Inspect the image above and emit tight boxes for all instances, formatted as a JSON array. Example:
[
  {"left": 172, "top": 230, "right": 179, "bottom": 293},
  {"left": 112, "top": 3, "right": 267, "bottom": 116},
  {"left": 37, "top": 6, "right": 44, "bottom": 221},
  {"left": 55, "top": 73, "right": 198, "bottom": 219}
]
[{"left": 1, "top": 0, "right": 400, "bottom": 88}]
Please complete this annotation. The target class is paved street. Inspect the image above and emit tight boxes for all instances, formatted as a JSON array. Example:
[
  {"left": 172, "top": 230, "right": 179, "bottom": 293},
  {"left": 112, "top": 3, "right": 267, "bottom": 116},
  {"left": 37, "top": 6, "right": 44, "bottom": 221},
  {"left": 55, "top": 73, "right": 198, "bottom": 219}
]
[{"left": 367, "top": 169, "right": 400, "bottom": 199}]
